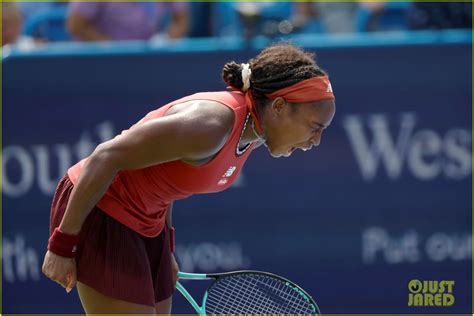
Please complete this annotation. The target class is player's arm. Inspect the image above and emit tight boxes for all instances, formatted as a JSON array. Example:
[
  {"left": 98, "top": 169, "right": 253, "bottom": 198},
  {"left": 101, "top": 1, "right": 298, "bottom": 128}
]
[{"left": 59, "top": 101, "right": 234, "bottom": 235}]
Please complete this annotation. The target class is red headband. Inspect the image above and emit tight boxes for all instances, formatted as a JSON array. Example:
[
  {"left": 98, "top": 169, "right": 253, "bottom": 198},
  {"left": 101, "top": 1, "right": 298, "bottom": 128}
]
[{"left": 245, "top": 76, "right": 335, "bottom": 134}]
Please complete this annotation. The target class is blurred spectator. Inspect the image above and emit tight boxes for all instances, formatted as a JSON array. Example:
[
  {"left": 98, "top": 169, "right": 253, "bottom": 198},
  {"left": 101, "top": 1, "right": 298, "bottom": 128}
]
[
  {"left": 2, "top": 2, "right": 35, "bottom": 48},
  {"left": 293, "top": 2, "right": 357, "bottom": 33},
  {"left": 408, "top": 2, "right": 472, "bottom": 30},
  {"left": 2, "top": 2, "right": 22, "bottom": 46},
  {"left": 17, "top": 1, "right": 68, "bottom": 21},
  {"left": 67, "top": 2, "right": 188, "bottom": 41},
  {"left": 359, "top": 2, "right": 386, "bottom": 12},
  {"left": 292, "top": 2, "right": 385, "bottom": 33},
  {"left": 208, "top": 3, "right": 297, "bottom": 38}
]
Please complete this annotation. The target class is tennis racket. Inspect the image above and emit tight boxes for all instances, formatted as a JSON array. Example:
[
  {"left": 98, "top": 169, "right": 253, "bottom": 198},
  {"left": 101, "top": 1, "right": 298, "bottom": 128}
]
[{"left": 176, "top": 270, "right": 320, "bottom": 315}]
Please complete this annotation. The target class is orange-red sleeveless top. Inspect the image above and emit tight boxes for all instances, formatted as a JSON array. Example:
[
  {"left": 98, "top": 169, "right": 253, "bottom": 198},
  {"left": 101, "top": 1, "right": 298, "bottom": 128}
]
[{"left": 68, "top": 91, "right": 255, "bottom": 237}]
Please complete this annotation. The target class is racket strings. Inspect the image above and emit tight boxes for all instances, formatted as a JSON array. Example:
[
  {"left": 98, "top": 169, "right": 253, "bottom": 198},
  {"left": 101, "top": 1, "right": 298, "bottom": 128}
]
[
  {"left": 205, "top": 273, "right": 317, "bottom": 315},
  {"left": 208, "top": 276, "right": 311, "bottom": 314}
]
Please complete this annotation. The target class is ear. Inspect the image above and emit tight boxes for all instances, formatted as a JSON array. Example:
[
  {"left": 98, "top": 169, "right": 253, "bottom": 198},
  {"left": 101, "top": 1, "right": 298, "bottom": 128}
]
[{"left": 270, "top": 97, "right": 287, "bottom": 116}]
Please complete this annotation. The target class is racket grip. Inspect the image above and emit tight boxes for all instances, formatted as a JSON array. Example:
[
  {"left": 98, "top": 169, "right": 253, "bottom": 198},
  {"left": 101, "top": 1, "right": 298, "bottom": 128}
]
[{"left": 169, "top": 226, "right": 175, "bottom": 253}]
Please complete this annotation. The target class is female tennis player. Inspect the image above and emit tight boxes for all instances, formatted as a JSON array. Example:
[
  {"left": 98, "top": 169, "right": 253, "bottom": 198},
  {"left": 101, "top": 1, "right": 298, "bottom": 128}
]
[{"left": 42, "top": 43, "right": 336, "bottom": 314}]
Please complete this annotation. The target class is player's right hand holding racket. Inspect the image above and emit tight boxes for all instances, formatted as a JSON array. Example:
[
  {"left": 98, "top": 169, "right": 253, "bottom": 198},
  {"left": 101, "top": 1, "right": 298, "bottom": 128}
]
[{"left": 42, "top": 250, "right": 77, "bottom": 293}]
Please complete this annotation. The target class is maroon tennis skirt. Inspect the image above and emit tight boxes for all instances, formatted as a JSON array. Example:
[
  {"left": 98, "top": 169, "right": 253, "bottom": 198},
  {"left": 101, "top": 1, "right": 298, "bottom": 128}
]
[{"left": 49, "top": 174, "right": 174, "bottom": 306}]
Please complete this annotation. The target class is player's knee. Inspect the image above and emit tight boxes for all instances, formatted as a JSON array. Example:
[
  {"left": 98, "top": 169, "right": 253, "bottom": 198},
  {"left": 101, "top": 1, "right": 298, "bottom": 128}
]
[{"left": 155, "top": 295, "right": 172, "bottom": 314}]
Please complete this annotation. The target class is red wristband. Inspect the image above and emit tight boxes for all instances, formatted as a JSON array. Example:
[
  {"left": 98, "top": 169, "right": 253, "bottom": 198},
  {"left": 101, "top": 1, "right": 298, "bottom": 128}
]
[
  {"left": 48, "top": 227, "right": 79, "bottom": 258},
  {"left": 169, "top": 227, "right": 175, "bottom": 253}
]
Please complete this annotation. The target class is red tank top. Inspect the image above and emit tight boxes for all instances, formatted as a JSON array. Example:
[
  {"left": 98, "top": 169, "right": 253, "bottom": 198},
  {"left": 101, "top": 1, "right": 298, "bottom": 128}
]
[{"left": 68, "top": 91, "right": 255, "bottom": 237}]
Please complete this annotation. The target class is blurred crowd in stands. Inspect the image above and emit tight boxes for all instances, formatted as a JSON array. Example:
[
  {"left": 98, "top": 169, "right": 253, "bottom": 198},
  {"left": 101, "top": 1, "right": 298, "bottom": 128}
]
[{"left": 2, "top": 1, "right": 472, "bottom": 47}]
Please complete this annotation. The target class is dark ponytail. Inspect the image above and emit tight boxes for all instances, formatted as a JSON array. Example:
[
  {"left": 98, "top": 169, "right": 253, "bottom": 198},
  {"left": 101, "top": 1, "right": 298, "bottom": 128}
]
[{"left": 222, "top": 61, "right": 246, "bottom": 91}]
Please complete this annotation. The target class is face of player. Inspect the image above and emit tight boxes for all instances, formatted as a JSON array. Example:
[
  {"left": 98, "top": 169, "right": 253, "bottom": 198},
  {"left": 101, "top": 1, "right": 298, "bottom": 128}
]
[{"left": 262, "top": 98, "right": 335, "bottom": 158}]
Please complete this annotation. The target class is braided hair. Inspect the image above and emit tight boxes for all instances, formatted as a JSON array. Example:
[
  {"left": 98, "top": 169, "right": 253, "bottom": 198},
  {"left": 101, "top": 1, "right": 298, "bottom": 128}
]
[{"left": 222, "top": 43, "right": 327, "bottom": 109}]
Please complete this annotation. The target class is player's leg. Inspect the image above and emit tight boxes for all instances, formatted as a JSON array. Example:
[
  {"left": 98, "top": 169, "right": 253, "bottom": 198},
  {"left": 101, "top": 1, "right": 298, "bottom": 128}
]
[
  {"left": 155, "top": 296, "right": 172, "bottom": 314},
  {"left": 77, "top": 281, "right": 156, "bottom": 314}
]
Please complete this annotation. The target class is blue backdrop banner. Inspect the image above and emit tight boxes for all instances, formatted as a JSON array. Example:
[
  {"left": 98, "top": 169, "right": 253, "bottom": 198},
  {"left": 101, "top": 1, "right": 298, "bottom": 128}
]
[{"left": 3, "top": 38, "right": 472, "bottom": 314}]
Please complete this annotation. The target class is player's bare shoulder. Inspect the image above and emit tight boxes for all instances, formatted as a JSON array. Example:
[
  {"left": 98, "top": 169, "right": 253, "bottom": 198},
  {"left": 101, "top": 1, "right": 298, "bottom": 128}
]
[
  {"left": 163, "top": 100, "right": 235, "bottom": 161},
  {"left": 164, "top": 99, "right": 235, "bottom": 142},
  {"left": 165, "top": 99, "right": 234, "bottom": 123}
]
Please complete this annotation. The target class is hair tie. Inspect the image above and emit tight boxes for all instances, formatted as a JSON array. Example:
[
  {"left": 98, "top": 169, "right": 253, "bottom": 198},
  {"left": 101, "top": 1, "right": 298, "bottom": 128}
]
[{"left": 241, "top": 63, "right": 252, "bottom": 92}]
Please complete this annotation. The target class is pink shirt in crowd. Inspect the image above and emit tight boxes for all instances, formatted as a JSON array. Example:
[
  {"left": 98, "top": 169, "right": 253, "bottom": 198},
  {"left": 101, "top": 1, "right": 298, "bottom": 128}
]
[{"left": 68, "top": 2, "right": 187, "bottom": 40}]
